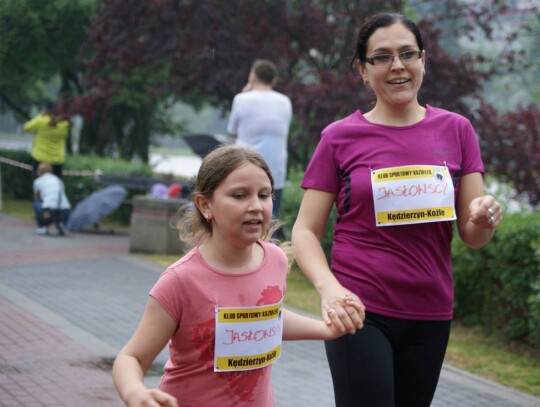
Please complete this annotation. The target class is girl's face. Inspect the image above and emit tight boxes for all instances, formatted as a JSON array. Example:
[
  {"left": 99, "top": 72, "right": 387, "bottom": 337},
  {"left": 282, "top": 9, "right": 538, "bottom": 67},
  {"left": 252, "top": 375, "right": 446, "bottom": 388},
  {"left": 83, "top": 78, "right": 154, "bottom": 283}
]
[
  {"left": 358, "top": 22, "right": 426, "bottom": 109},
  {"left": 203, "top": 162, "right": 273, "bottom": 248}
]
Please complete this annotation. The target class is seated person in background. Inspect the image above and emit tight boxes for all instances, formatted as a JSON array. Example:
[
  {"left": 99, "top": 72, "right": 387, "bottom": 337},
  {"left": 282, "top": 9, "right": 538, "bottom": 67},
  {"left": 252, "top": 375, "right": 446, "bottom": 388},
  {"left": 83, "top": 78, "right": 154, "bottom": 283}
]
[{"left": 33, "top": 163, "right": 71, "bottom": 235}]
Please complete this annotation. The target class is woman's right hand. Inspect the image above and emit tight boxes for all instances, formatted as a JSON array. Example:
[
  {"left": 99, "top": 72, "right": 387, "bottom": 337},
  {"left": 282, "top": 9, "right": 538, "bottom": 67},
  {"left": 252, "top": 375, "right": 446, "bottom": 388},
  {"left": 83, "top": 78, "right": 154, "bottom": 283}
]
[
  {"left": 320, "top": 282, "right": 365, "bottom": 335},
  {"left": 125, "top": 388, "right": 178, "bottom": 407}
]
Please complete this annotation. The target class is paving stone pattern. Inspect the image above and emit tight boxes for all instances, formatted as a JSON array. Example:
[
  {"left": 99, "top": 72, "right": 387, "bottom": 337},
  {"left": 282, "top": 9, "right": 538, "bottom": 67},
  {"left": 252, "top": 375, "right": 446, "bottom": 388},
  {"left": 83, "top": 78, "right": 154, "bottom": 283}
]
[{"left": 0, "top": 214, "right": 538, "bottom": 406}]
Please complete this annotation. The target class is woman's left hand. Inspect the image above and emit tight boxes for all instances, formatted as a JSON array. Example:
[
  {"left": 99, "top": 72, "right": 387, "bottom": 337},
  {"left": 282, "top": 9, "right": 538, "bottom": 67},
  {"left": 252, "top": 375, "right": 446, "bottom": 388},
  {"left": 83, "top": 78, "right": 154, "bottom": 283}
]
[{"left": 469, "top": 195, "right": 502, "bottom": 229}]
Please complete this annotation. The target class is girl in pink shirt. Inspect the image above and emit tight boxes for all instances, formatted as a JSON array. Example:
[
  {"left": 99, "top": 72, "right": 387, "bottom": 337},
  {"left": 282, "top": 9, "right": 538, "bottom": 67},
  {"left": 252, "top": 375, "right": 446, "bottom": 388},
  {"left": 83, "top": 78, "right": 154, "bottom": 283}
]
[{"left": 112, "top": 145, "right": 362, "bottom": 407}]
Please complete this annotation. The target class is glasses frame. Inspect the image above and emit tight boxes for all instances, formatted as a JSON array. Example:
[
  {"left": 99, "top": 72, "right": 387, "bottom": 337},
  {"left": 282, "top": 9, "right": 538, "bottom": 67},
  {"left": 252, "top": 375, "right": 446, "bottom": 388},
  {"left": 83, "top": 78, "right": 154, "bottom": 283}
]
[{"left": 365, "top": 50, "right": 423, "bottom": 67}]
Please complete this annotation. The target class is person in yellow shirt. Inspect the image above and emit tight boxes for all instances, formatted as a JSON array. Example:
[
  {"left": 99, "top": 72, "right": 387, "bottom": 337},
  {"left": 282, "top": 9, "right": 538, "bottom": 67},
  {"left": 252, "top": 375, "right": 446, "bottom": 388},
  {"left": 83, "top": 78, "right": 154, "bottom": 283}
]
[{"left": 24, "top": 102, "right": 69, "bottom": 178}]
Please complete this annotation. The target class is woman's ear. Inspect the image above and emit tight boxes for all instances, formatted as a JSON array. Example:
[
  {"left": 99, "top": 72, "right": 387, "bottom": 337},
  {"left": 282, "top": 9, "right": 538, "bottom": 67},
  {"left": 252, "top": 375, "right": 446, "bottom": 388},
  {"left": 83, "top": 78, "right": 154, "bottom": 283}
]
[{"left": 356, "top": 59, "right": 368, "bottom": 84}]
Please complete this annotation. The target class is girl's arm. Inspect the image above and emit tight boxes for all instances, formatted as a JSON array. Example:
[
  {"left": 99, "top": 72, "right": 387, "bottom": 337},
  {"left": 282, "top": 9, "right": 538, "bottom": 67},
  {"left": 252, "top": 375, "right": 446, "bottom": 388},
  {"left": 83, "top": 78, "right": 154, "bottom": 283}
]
[
  {"left": 291, "top": 189, "right": 365, "bottom": 334},
  {"left": 456, "top": 172, "right": 501, "bottom": 249},
  {"left": 112, "top": 297, "right": 178, "bottom": 407},
  {"left": 282, "top": 308, "right": 346, "bottom": 340}
]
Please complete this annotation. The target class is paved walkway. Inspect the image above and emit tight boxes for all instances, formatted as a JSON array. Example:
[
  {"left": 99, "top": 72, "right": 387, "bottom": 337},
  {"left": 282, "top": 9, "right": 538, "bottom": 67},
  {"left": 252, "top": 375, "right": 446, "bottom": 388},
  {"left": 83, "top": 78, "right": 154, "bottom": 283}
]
[{"left": 0, "top": 213, "right": 538, "bottom": 406}]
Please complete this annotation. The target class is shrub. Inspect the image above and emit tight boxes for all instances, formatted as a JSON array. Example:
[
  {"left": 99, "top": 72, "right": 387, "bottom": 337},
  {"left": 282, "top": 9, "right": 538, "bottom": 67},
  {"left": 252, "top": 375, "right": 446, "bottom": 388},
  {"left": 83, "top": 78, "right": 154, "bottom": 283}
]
[
  {"left": 281, "top": 168, "right": 335, "bottom": 256},
  {"left": 527, "top": 238, "right": 540, "bottom": 346},
  {"left": 453, "top": 212, "right": 540, "bottom": 345},
  {"left": 0, "top": 149, "right": 34, "bottom": 200}
]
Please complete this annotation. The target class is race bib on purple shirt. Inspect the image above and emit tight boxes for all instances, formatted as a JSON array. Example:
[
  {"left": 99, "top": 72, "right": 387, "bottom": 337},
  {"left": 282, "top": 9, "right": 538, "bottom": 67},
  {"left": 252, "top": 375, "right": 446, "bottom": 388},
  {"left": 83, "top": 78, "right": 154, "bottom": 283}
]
[{"left": 371, "top": 165, "right": 456, "bottom": 226}]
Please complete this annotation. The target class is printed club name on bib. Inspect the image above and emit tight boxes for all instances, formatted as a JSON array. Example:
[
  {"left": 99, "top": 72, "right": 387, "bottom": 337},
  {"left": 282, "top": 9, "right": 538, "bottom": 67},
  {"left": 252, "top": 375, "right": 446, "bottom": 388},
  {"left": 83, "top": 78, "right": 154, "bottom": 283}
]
[
  {"left": 371, "top": 165, "right": 456, "bottom": 226},
  {"left": 214, "top": 302, "right": 283, "bottom": 372}
]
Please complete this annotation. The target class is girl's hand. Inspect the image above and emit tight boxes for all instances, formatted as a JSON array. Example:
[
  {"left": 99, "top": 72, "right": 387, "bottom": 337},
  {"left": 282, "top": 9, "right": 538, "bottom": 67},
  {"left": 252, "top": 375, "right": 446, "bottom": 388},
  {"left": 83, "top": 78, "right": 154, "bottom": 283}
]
[
  {"left": 125, "top": 388, "right": 178, "bottom": 407},
  {"left": 321, "top": 318, "right": 351, "bottom": 340},
  {"left": 320, "top": 283, "right": 365, "bottom": 335}
]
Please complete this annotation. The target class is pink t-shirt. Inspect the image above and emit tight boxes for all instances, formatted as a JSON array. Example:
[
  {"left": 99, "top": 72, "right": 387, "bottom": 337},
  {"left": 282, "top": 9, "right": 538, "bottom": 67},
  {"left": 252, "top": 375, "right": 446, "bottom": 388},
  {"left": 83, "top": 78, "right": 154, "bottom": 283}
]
[
  {"left": 150, "top": 240, "right": 288, "bottom": 407},
  {"left": 302, "top": 105, "right": 484, "bottom": 320}
]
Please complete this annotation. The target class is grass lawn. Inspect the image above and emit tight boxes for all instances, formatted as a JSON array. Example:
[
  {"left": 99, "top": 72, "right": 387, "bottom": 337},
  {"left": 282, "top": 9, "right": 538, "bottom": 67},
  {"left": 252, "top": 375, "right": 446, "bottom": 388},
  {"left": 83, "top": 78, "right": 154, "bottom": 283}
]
[
  {"left": 1, "top": 198, "right": 34, "bottom": 220},
  {"left": 2, "top": 198, "right": 539, "bottom": 396}
]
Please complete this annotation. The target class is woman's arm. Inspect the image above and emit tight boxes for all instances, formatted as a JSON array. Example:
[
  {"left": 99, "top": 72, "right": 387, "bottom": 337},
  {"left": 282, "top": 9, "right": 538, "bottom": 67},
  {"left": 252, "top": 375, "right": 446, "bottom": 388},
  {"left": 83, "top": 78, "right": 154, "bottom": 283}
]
[
  {"left": 291, "top": 189, "right": 365, "bottom": 334},
  {"left": 112, "top": 297, "right": 178, "bottom": 407},
  {"left": 23, "top": 114, "right": 44, "bottom": 133},
  {"left": 456, "top": 172, "right": 502, "bottom": 249}
]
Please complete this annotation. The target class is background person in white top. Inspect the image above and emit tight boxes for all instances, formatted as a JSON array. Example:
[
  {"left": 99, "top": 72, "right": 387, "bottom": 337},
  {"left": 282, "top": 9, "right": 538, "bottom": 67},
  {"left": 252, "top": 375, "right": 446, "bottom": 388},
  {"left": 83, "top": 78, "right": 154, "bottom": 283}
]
[
  {"left": 33, "top": 163, "right": 71, "bottom": 235},
  {"left": 227, "top": 59, "right": 293, "bottom": 218}
]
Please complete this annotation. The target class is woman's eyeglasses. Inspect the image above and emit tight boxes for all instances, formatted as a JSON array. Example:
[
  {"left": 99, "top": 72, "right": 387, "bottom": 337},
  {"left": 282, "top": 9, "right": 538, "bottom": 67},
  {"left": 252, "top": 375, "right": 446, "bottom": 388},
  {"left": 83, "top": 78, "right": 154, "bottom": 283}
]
[{"left": 365, "top": 50, "right": 422, "bottom": 67}]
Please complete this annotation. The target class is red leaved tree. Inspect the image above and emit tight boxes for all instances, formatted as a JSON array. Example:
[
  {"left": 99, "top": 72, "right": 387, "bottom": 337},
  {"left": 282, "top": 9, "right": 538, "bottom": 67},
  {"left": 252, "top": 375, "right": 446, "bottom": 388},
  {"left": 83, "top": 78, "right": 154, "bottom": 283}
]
[
  {"left": 70, "top": 0, "right": 540, "bottom": 205},
  {"left": 476, "top": 102, "right": 540, "bottom": 206}
]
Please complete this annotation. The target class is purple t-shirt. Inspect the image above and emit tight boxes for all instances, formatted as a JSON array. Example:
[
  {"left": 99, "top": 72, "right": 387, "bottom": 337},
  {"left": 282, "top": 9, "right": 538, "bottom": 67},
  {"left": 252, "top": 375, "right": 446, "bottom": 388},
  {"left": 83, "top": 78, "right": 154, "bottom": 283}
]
[{"left": 302, "top": 105, "right": 484, "bottom": 320}]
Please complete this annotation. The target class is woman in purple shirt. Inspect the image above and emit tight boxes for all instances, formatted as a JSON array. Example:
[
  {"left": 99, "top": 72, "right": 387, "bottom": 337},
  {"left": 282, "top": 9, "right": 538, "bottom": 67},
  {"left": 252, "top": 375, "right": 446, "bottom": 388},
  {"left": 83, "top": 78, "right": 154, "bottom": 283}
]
[{"left": 292, "top": 12, "right": 502, "bottom": 407}]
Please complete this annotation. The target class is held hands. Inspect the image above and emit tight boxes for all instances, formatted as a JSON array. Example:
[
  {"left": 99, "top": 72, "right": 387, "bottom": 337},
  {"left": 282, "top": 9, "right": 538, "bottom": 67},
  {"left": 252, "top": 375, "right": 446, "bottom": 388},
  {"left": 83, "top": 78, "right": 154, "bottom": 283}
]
[
  {"left": 320, "top": 314, "right": 354, "bottom": 340},
  {"left": 321, "top": 283, "right": 365, "bottom": 335},
  {"left": 469, "top": 195, "right": 502, "bottom": 229},
  {"left": 125, "top": 388, "right": 178, "bottom": 407}
]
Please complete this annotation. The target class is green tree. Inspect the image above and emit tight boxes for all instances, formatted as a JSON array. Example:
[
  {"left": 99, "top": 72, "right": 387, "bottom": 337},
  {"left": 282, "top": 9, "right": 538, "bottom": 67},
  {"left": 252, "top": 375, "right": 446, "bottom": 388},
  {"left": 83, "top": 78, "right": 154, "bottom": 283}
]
[
  {"left": 0, "top": 0, "right": 96, "bottom": 119},
  {"left": 476, "top": 102, "right": 540, "bottom": 206}
]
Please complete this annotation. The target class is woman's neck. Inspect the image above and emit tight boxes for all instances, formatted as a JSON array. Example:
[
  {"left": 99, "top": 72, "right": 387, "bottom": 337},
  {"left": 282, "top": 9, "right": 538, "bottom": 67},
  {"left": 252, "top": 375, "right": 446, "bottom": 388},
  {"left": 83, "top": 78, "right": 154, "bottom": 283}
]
[{"left": 364, "top": 103, "right": 425, "bottom": 126}]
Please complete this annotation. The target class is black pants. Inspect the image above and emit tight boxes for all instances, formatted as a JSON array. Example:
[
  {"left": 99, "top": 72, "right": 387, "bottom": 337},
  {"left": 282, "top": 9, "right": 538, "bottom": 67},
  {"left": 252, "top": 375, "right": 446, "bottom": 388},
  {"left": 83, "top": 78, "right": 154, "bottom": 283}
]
[
  {"left": 325, "top": 312, "right": 451, "bottom": 407},
  {"left": 33, "top": 200, "right": 70, "bottom": 228}
]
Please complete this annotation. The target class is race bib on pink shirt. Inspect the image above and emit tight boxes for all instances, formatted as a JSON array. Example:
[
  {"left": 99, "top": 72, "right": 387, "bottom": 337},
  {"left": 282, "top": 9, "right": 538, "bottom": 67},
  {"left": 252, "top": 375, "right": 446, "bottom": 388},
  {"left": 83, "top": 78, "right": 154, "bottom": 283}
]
[{"left": 214, "top": 302, "right": 283, "bottom": 372}]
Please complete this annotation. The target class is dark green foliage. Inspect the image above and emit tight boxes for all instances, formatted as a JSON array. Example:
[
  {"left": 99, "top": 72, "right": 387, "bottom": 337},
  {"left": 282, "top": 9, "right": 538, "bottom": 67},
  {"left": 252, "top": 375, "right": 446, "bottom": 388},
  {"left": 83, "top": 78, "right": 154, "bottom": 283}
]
[
  {"left": 0, "top": 150, "right": 33, "bottom": 199},
  {"left": 280, "top": 168, "right": 335, "bottom": 255},
  {"left": 0, "top": 0, "right": 96, "bottom": 119},
  {"left": 453, "top": 212, "right": 540, "bottom": 346},
  {"left": 528, "top": 238, "right": 540, "bottom": 345}
]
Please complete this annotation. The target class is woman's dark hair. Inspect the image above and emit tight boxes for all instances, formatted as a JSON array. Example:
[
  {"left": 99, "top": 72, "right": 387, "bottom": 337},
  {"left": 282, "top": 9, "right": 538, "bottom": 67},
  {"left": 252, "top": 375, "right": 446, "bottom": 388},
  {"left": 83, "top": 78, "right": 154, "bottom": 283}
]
[
  {"left": 351, "top": 13, "right": 424, "bottom": 70},
  {"left": 42, "top": 100, "right": 66, "bottom": 127}
]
